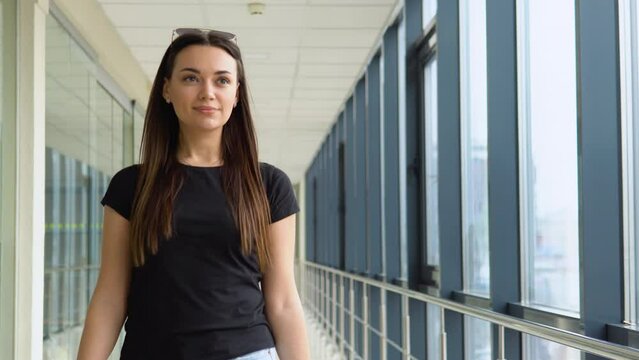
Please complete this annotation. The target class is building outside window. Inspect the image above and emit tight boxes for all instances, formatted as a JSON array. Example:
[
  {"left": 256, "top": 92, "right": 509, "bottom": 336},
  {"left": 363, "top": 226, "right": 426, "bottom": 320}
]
[{"left": 516, "top": 0, "right": 581, "bottom": 358}]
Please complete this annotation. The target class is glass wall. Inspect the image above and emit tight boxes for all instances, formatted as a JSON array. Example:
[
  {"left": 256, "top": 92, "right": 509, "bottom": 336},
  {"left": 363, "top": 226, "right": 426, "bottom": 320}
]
[
  {"left": 422, "top": 54, "right": 440, "bottom": 360},
  {"left": 423, "top": 57, "right": 439, "bottom": 270},
  {"left": 516, "top": 0, "right": 580, "bottom": 313},
  {"left": 516, "top": 0, "right": 580, "bottom": 358},
  {"left": 459, "top": 0, "right": 490, "bottom": 297},
  {"left": 460, "top": 0, "right": 491, "bottom": 356},
  {"left": 422, "top": 0, "right": 437, "bottom": 28},
  {"left": 464, "top": 316, "right": 492, "bottom": 360},
  {"left": 44, "top": 14, "right": 132, "bottom": 360}
]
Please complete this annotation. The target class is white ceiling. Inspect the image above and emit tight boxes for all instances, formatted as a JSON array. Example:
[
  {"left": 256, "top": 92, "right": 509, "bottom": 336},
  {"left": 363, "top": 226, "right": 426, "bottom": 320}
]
[{"left": 95, "top": 0, "right": 400, "bottom": 182}]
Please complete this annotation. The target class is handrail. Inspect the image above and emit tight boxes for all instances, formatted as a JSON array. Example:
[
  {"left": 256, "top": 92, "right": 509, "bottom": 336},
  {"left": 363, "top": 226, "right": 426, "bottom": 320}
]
[{"left": 303, "top": 261, "right": 639, "bottom": 360}]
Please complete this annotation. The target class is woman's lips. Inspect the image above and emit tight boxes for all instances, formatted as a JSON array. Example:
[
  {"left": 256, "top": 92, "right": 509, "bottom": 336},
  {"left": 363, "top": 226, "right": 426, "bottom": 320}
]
[{"left": 195, "top": 106, "right": 219, "bottom": 114}]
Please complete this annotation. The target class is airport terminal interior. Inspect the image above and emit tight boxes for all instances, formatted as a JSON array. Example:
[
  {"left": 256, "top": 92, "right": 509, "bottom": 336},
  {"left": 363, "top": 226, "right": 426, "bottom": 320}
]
[{"left": 1, "top": 0, "right": 639, "bottom": 359}]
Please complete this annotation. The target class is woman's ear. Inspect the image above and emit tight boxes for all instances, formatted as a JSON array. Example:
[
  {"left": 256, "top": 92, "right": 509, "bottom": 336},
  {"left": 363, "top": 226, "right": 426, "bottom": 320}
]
[
  {"left": 163, "top": 78, "right": 170, "bottom": 103},
  {"left": 234, "top": 82, "right": 240, "bottom": 107}
]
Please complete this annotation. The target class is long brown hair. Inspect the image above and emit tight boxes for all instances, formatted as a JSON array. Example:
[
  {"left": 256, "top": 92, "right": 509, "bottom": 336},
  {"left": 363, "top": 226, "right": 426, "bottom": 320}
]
[{"left": 130, "top": 32, "right": 272, "bottom": 270}]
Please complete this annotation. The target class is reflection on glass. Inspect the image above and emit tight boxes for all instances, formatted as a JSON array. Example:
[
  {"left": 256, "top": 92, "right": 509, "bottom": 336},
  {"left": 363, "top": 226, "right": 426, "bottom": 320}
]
[
  {"left": 526, "top": 335, "right": 581, "bottom": 360},
  {"left": 423, "top": 57, "right": 439, "bottom": 266},
  {"left": 422, "top": 0, "right": 437, "bottom": 27},
  {"left": 44, "top": 15, "right": 129, "bottom": 359},
  {"left": 517, "top": 0, "right": 580, "bottom": 313},
  {"left": 426, "top": 304, "right": 441, "bottom": 360},
  {"left": 460, "top": 0, "right": 490, "bottom": 297},
  {"left": 464, "top": 316, "right": 492, "bottom": 360}
]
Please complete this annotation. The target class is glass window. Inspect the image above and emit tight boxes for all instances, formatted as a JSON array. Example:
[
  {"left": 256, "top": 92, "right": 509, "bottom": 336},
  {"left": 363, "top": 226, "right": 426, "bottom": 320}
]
[
  {"left": 422, "top": 0, "right": 437, "bottom": 28},
  {"left": 426, "top": 304, "right": 441, "bottom": 360},
  {"left": 516, "top": 0, "right": 580, "bottom": 318},
  {"left": 620, "top": 0, "right": 639, "bottom": 325},
  {"left": 423, "top": 57, "right": 439, "bottom": 268},
  {"left": 398, "top": 15, "right": 408, "bottom": 280},
  {"left": 460, "top": 0, "right": 490, "bottom": 297},
  {"left": 422, "top": 52, "right": 439, "bottom": 360},
  {"left": 524, "top": 335, "right": 580, "bottom": 360},
  {"left": 44, "top": 14, "right": 131, "bottom": 359},
  {"left": 464, "top": 316, "right": 492, "bottom": 360}
]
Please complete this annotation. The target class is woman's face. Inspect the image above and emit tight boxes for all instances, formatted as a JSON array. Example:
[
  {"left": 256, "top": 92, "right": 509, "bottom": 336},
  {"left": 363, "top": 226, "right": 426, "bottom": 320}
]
[{"left": 163, "top": 45, "right": 239, "bottom": 133}]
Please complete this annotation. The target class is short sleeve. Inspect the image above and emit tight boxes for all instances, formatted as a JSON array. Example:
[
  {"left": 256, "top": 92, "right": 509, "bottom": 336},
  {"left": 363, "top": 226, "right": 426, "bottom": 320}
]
[
  {"left": 261, "top": 163, "right": 299, "bottom": 223},
  {"left": 101, "top": 165, "right": 140, "bottom": 220}
]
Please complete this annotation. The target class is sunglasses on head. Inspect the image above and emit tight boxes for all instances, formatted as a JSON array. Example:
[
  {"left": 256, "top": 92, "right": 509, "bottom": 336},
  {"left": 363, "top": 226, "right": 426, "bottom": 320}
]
[{"left": 171, "top": 28, "right": 238, "bottom": 43}]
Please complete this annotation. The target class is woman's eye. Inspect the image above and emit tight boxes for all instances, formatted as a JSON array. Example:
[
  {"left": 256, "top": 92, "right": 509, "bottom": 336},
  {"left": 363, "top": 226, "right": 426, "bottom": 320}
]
[
  {"left": 183, "top": 75, "right": 198, "bottom": 83},
  {"left": 218, "top": 78, "right": 230, "bottom": 85}
]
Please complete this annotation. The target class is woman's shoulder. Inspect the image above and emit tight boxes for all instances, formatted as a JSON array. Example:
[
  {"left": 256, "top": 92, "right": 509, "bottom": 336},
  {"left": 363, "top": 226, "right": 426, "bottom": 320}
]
[
  {"left": 259, "top": 162, "right": 290, "bottom": 184},
  {"left": 111, "top": 164, "right": 141, "bottom": 184}
]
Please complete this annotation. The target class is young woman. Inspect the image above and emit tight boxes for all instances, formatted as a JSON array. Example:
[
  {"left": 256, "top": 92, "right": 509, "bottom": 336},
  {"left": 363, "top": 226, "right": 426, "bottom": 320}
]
[{"left": 77, "top": 28, "right": 310, "bottom": 360}]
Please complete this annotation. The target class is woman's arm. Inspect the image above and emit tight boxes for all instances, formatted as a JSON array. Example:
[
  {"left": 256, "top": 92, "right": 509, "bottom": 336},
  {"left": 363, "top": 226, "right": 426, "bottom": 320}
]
[
  {"left": 77, "top": 206, "right": 132, "bottom": 360},
  {"left": 262, "top": 214, "right": 311, "bottom": 360}
]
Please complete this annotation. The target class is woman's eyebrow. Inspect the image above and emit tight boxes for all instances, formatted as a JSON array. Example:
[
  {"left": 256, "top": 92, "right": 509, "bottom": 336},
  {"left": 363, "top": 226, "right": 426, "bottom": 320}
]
[{"left": 178, "top": 67, "right": 232, "bottom": 75}]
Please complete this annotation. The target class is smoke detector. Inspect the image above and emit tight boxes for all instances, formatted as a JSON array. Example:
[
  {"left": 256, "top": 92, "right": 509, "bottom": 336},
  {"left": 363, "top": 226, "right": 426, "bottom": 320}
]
[{"left": 248, "top": 2, "right": 265, "bottom": 15}]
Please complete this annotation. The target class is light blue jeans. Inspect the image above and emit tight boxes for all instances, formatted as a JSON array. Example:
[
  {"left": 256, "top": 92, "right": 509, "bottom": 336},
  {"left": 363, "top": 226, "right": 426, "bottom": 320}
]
[{"left": 232, "top": 347, "right": 279, "bottom": 360}]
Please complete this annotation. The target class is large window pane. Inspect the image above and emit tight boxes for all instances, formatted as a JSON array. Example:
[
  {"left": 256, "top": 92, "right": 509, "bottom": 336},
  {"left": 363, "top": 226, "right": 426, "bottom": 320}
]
[
  {"left": 426, "top": 304, "right": 441, "bottom": 360},
  {"left": 423, "top": 57, "right": 439, "bottom": 267},
  {"left": 44, "top": 14, "right": 130, "bottom": 359},
  {"left": 422, "top": 0, "right": 437, "bottom": 27},
  {"left": 464, "top": 316, "right": 492, "bottom": 360},
  {"left": 525, "top": 335, "right": 580, "bottom": 360},
  {"left": 516, "top": 0, "right": 580, "bottom": 314},
  {"left": 460, "top": 0, "right": 490, "bottom": 297}
]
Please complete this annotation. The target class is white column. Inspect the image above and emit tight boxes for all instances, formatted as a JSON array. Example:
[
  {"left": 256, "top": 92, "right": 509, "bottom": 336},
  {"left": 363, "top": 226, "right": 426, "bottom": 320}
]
[{"left": 15, "top": 0, "right": 48, "bottom": 359}]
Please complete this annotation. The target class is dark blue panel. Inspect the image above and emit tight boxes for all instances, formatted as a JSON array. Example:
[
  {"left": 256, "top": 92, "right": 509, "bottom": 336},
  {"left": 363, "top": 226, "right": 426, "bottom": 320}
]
[
  {"left": 577, "top": 0, "right": 623, "bottom": 349},
  {"left": 383, "top": 24, "right": 402, "bottom": 282},
  {"left": 345, "top": 98, "right": 356, "bottom": 271},
  {"left": 355, "top": 78, "right": 368, "bottom": 274},
  {"left": 387, "top": 292, "right": 402, "bottom": 360},
  {"left": 305, "top": 167, "right": 315, "bottom": 261},
  {"left": 367, "top": 54, "right": 383, "bottom": 277},
  {"left": 436, "top": 0, "right": 462, "bottom": 301},
  {"left": 338, "top": 114, "right": 347, "bottom": 270},
  {"left": 486, "top": 0, "right": 521, "bottom": 357},
  {"left": 332, "top": 124, "right": 339, "bottom": 268},
  {"left": 437, "top": 0, "right": 463, "bottom": 358},
  {"left": 369, "top": 287, "right": 381, "bottom": 359},
  {"left": 405, "top": 0, "right": 424, "bottom": 289},
  {"left": 409, "top": 299, "right": 426, "bottom": 359}
]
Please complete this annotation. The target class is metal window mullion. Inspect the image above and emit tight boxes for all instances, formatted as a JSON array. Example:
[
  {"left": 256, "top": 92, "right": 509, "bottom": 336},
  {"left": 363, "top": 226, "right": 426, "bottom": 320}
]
[{"left": 401, "top": 294, "right": 411, "bottom": 360}]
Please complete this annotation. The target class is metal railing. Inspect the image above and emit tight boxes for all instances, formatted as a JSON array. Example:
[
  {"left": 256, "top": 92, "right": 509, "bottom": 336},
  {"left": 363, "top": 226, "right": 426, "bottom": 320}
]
[{"left": 300, "top": 261, "right": 639, "bottom": 360}]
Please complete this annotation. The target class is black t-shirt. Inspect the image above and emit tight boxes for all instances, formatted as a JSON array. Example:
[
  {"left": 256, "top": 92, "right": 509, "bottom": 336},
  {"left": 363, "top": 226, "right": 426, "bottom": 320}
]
[{"left": 101, "top": 162, "right": 299, "bottom": 360}]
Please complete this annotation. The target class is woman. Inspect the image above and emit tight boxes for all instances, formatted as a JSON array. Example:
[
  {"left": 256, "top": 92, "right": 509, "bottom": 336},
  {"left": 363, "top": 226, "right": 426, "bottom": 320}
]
[{"left": 77, "top": 28, "right": 310, "bottom": 360}]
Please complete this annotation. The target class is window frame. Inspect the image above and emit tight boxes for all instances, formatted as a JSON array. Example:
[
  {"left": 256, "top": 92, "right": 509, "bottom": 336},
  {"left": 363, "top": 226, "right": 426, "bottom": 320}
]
[
  {"left": 620, "top": 0, "right": 639, "bottom": 326},
  {"left": 416, "top": 19, "right": 439, "bottom": 291}
]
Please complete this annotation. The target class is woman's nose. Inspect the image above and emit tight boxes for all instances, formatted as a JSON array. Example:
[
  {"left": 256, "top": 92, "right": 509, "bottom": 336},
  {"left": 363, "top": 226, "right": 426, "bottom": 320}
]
[{"left": 199, "top": 81, "right": 215, "bottom": 100}]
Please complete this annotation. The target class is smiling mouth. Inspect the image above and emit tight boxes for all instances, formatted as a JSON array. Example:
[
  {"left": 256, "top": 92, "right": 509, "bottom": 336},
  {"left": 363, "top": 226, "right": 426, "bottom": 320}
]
[{"left": 195, "top": 107, "right": 220, "bottom": 113}]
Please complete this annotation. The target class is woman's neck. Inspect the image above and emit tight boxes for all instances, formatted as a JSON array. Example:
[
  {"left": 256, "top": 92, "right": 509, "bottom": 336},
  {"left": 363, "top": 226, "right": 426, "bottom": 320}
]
[{"left": 177, "top": 128, "right": 224, "bottom": 167}]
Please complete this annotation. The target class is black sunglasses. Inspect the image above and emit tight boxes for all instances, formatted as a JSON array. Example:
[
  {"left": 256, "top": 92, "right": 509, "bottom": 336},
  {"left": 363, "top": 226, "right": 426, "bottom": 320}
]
[{"left": 171, "top": 28, "right": 238, "bottom": 43}]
